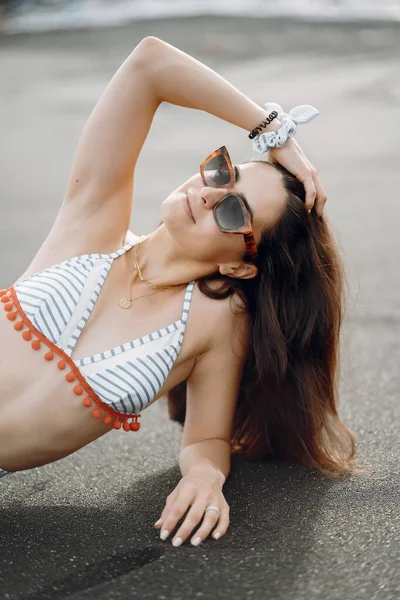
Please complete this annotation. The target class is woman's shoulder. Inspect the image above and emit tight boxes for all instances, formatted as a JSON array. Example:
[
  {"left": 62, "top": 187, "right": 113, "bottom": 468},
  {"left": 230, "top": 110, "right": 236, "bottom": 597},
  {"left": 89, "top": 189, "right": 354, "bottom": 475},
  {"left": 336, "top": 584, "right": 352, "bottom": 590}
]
[{"left": 191, "top": 279, "right": 250, "bottom": 351}]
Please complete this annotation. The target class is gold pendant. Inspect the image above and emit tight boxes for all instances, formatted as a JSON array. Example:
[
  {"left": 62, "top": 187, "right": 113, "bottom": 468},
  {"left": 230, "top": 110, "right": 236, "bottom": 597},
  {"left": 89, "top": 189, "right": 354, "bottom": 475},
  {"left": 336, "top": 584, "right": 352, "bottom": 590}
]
[{"left": 118, "top": 297, "right": 132, "bottom": 309}]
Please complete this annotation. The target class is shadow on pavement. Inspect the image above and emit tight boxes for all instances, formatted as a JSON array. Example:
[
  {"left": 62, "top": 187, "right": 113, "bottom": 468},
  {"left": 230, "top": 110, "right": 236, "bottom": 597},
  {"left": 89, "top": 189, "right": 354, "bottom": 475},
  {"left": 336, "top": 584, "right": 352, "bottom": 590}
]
[{"left": 1, "top": 458, "right": 333, "bottom": 599}]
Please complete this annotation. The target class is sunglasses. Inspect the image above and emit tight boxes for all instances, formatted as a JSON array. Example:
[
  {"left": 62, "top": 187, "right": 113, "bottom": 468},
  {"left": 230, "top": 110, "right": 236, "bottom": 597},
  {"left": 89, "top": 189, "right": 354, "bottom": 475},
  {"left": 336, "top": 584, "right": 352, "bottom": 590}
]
[{"left": 199, "top": 146, "right": 258, "bottom": 259}]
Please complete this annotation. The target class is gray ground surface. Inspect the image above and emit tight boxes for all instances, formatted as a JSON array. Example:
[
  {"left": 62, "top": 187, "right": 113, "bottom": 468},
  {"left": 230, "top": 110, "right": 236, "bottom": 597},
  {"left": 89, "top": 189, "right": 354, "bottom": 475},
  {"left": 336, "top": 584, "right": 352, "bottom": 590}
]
[{"left": 0, "top": 16, "right": 399, "bottom": 600}]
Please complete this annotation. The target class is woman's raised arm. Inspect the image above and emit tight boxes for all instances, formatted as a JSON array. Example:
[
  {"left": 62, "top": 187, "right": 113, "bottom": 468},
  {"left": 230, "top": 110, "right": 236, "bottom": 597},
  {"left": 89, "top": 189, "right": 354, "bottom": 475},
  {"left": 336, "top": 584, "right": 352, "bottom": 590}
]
[
  {"left": 61, "top": 37, "right": 274, "bottom": 238},
  {"left": 146, "top": 37, "right": 325, "bottom": 211},
  {"left": 143, "top": 37, "right": 270, "bottom": 131},
  {"left": 62, "top": 36, "right": 322, "bottom": 241}
]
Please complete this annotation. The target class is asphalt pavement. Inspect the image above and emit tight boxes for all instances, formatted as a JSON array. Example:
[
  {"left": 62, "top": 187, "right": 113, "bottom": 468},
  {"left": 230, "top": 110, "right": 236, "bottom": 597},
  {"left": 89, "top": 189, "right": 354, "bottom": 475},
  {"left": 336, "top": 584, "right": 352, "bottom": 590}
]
[{"left": 0, "top": 16, "right": 399, "bottom": 600}]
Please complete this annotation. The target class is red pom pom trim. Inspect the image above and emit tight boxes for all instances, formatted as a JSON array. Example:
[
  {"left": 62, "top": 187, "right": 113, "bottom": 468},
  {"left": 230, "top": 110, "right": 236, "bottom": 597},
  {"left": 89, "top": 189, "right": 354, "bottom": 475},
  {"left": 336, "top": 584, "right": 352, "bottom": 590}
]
[{"left": 4, "top": 285, "right": 142, "bottom": 433}]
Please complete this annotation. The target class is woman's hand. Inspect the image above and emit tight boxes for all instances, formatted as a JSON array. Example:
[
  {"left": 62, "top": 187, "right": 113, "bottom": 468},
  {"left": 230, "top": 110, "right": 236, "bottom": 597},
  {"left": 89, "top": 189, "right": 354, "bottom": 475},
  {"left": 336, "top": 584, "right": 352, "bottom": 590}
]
[
  {"left": 268, "top": 137, "right": 328, "bottom": 216},
  {"left": 154, "top": 463, "right": 230, "bottom": 547}
]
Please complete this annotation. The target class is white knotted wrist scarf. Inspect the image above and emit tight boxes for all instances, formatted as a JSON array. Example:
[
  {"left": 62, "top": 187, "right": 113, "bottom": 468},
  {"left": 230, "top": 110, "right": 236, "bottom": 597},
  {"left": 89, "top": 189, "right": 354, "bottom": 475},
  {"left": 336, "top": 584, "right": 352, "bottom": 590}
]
[{"left": 252, "top": 102, "right": 319, "bottom": 153}]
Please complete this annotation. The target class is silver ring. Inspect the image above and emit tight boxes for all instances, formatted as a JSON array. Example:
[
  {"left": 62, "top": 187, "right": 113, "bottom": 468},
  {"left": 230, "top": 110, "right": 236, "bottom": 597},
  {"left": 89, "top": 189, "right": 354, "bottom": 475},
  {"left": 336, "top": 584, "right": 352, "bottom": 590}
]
[{"left": 205, "top": 505, "right": 220, "bottom": 518}]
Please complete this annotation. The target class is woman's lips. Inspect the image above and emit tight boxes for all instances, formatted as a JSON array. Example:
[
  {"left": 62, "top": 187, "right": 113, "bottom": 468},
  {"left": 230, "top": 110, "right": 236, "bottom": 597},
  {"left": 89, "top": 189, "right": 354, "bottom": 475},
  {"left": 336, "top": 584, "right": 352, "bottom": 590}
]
[{"left": 185, "top": 192, "right": 195, "bottom": 223}]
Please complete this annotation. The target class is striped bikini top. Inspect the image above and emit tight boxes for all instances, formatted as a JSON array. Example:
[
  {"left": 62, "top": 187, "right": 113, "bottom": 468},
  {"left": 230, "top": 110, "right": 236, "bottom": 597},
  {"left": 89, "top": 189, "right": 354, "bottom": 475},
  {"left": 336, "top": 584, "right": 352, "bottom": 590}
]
[{"left": 1, "top": 230, "right": 195, "bottom": 433}]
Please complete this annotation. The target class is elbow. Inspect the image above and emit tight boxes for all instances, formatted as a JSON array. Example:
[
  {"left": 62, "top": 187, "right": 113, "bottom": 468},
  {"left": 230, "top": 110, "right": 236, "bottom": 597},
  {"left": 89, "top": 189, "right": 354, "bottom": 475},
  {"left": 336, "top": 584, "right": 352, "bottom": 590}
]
[
  {"left": 129, "top": 36, "right": 167, "bottom": 93},
  {"left": 130, "top": 36, "right": 164, "bottom": 67},
  {"left": 135, "top": 35, "right": 163, "bottom": 52}
]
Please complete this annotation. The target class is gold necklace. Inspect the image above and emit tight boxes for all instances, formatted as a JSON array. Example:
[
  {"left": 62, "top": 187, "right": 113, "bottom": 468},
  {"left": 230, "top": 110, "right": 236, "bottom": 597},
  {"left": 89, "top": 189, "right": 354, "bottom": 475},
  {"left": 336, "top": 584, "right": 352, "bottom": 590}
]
[{"left": 118, "top": 236, "right": 172, "bottom": 309}]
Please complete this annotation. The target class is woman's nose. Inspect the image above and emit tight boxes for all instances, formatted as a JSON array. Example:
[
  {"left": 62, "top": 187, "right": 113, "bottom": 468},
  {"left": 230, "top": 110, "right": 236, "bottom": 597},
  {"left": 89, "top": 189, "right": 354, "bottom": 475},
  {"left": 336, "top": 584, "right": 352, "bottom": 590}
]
[{"left": 201, "top": 186, "right": 225, "bottom": 209}]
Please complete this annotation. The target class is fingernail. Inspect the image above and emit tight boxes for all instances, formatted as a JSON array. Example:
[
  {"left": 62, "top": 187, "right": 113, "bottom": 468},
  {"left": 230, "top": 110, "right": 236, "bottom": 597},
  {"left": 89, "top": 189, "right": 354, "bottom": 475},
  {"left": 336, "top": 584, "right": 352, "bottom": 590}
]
[
  {"left": 154, "top": 519, "right": 162, "bottom": 527},
  {"left": 160, "top": 530, "right": 169, "bottom": 540},
  {"left": 191, "top": 536, "right": 201, "bottom": 547},
  {"left": 214, "top": 532, "right": 221, "bottom": 539},
  {"left": 172, "top": 537, "right": 182, "bottom": 547}
]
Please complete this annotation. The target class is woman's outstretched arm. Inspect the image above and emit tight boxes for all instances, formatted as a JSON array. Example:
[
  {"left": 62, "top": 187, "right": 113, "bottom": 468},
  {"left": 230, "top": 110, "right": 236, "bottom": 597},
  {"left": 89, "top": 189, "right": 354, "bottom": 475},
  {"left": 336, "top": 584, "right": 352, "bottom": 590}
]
[{"left": 152, "top": 301, "right": 249, "bottom": 547}]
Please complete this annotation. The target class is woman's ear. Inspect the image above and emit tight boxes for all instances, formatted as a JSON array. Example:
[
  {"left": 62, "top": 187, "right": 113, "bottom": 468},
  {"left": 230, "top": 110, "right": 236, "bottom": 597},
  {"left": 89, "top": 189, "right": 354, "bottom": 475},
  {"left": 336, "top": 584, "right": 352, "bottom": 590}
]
[{"left": 218, "top": 261, "right": 258, "bottom": 280}]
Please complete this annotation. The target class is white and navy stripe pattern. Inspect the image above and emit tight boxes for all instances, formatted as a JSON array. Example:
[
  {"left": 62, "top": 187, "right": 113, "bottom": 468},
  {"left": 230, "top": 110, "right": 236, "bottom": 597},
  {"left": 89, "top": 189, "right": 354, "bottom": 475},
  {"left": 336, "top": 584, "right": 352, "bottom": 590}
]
[
  {"left": 85, "top": 344, "right": 180, "bottom": 414},
  {"left": 14, "top": 241, "right": 133, "bottom": 346},
  {"left": 73, "top": 318, "right": 181, "bottom": 366},
  {"left": 14, "top": 231, "right": 195, "bottom": 416},
  {"left": 81, "top": 281, "right": 194, "bottom": 414},
  {"left": 74, "top": 278, "right": 194, "bottom": 368},
  {"left": 14, "top": 256, "right": 94, "bottom": 344}
]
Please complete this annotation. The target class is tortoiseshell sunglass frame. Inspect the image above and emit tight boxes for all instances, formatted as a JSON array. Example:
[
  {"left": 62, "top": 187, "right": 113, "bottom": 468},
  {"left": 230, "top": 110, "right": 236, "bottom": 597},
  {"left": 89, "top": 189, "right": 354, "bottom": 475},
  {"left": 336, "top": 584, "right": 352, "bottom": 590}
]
[{"left": 199, "top": 146, "right": 258, "bottom": 259}]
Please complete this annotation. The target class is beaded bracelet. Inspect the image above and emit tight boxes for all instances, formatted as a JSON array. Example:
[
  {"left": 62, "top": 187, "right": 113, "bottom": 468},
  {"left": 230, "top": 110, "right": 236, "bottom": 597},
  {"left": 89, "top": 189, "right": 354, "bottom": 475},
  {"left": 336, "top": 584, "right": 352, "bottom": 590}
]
[{"left": 248, "top": 111, "right": 278, "bottom": 139}]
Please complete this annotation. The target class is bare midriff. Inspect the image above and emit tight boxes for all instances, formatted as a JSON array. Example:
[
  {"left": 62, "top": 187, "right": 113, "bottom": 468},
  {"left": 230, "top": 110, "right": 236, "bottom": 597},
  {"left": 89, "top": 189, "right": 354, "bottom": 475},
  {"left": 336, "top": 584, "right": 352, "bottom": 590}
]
[{"left": 0, "top": 287, "right": 194, "bottom": 472}]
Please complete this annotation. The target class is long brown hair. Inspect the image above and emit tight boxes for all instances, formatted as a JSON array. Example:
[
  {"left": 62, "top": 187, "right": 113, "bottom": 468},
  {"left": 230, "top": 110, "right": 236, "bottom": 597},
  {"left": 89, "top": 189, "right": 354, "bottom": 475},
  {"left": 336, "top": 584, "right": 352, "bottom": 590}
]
[{"left": 168, "top": 161, "right": 361, "bottom": 478}]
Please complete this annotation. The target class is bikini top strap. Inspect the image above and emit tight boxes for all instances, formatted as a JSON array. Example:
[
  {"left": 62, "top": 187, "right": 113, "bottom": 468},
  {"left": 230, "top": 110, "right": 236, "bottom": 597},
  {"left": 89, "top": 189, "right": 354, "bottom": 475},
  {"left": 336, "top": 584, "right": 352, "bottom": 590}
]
[
  {"left": 107, "top": 230, "right": 140, "bottom": 260},
  {"left": 180, "top": 280, "right": 195, "bottom": 325}
]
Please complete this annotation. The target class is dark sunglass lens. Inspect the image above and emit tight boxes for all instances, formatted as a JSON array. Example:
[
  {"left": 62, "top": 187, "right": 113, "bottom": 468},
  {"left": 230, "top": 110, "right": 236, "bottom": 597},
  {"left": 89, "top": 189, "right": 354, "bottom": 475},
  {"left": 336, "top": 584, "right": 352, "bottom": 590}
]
[
  {"left": 203, "top": 154, "right": 231, "bottom": 187},
  {"left": 215, "top": 195, "right": 245, "bottom": 230}
]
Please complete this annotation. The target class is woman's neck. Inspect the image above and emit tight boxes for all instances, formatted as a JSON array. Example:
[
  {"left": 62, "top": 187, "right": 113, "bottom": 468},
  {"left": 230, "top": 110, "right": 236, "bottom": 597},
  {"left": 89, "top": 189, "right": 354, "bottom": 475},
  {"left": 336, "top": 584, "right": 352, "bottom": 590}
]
[{"left": 133, "top": 224, "right": 217, "bottom": 288}]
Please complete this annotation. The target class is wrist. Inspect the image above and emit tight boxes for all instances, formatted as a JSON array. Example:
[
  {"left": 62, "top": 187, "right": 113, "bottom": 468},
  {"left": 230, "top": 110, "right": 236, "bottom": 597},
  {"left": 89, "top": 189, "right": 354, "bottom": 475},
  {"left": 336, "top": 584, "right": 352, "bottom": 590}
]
[
  {"left": 249, "top": 111, "right": 281, "bottom": 139},
  {"left": 262, "top": 116, "right": 281, "bottom": 133}
]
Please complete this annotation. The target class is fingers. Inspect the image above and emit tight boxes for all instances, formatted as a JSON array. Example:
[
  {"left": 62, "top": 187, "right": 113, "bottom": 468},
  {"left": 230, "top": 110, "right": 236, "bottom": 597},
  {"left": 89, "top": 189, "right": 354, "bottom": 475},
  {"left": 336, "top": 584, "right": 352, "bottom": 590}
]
[
  {"left": 302, "top": 175, "right": 317, "bottom": 212},
  {"left": 154, "top": 487, "right": 180, "bottom": 529},
  {"left": 154, "top": 490, "right": 229, "bottom": 547},
  {"left": 171, "top": 500, "right": 221, "bottom": 547},
  {"left": 313, "top": 177, "right": 328, "bottom": 216},
  {"left": 191, "top": 502, "right": 230, "bottom": 545},
  {"left": 155, "top": 484, "right": 197, "bottom": 541},
  {"left": 299, "top": 168, "right": 327, "bottom": 215},
  {"left": 270, "top": 140, "right": 327, "bottom": 215}
]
